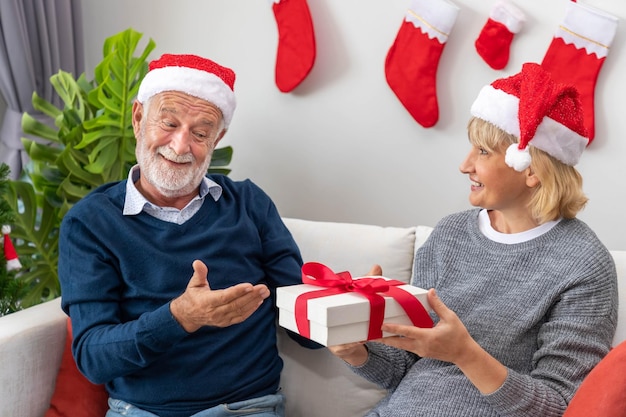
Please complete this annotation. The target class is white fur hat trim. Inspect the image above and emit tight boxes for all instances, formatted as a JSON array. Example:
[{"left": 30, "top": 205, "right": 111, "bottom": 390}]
[{"left": 137, "top": 66, "right": 236, "bottom": 128}]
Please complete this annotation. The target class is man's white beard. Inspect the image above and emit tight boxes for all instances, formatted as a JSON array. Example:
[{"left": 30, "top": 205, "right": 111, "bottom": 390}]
[{"left": 136, "top": 130, "right": 212, "bottom": 199}]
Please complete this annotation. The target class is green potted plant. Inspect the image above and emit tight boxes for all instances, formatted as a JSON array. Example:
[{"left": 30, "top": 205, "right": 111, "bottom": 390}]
[{"left": 2, "top": 28, "right": 233, "bottom": 308}]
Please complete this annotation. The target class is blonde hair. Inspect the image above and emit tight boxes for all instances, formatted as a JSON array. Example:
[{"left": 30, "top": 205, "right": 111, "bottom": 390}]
[{"left": 467, "top": 117, "right": 588, "bottom": 223}]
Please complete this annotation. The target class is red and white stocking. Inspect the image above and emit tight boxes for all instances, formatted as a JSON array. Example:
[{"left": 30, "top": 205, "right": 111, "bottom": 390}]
[
  {"left": 474, "top": 1, "right": 525, "bottom": 70},
  {"left": 270, "top": 0, "right": 316, "bottom": 93},
  {"left": 2, "top": 225, "right": 21, "bottom": 272},
  {"left": 540, "top": 0, "right": 618, "bottom": 143},
  {"left": 385, "top": 0, "right": 460, "bottom": 128}
]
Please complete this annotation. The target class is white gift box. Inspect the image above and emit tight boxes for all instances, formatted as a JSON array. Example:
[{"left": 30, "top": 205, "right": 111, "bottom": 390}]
[{"left": 276, "top": 279, "right": 431, "bottom": 346}]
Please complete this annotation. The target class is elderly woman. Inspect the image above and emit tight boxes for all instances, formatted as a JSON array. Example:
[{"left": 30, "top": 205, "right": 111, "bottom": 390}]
[{"left": 329, "top": 63, "right": 618, "bottom": 417}]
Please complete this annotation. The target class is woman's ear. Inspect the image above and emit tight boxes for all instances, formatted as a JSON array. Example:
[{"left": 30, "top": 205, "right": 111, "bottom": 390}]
[{"left": 525, "top": 168, "right": 540, "bottom": 188}]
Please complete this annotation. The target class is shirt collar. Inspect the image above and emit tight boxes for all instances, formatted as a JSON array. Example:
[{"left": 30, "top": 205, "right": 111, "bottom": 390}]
[
  {"left": 477, "top": 209, "right": 560, "bottom": 244},
  {"left": 123, "top": 165, "right": 222, "bottom": 216}
]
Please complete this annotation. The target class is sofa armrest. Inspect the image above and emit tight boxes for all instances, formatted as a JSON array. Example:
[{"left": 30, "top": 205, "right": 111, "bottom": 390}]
[{"left": 0, "top": 298, "right": 67, "bottom": 417}]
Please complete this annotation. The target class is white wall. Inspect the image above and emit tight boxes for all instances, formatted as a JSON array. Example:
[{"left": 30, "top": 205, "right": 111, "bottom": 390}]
[{"left": 79, "top": 0, "right": 626, "bottom": 250}]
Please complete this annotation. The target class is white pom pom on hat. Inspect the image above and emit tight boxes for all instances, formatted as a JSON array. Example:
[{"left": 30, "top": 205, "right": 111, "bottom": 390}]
[
  {"left": 137, "top": 54, "right": 237, "bottom": 128},
  {"left": 470, "top": 62, "right": 589, "bottom": 171}
]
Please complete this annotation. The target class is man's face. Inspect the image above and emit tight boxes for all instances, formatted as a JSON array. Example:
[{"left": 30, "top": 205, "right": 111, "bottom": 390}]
[{"left": 133, "top": 91, "right": 226, "bottom": 200}]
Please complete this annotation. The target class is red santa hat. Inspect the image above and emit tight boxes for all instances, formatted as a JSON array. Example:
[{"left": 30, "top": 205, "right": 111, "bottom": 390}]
[
  {"left": 470, "top": 62, "right": 589, "bottom": 171},
  {"left": 137, "top": 54, "right": 237, "bottom": 128},
  {"left": 2, "top": 225, "right": 21, "bottom": 272}
]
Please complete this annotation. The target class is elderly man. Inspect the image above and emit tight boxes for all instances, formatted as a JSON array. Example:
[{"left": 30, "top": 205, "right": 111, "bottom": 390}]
[{"left": 58, "top": 54, "right": 318, "bottom": 417}]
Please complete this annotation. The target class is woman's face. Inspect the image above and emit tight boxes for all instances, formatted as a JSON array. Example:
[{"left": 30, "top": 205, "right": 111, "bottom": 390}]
[{"left": 459, "top": 143, "right": 535, "bottom": 213}]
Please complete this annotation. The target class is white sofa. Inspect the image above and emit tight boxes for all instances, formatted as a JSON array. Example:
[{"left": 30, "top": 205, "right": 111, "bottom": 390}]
[{"left": 1, "top": 217, "right": 624, "bottom": 417}]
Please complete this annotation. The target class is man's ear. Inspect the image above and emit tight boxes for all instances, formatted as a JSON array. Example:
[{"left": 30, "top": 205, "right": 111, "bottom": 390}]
[
  {"left": 131, "top": 100, "right": 143, "bottom": 137},
  {"left": 214, "top": 128, "right": 227, "bottom": 147}
]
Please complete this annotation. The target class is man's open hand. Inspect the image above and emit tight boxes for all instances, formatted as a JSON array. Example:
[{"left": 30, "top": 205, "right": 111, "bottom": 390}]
[{"left": 170, "top": 260, "right": 270, "bottom": 332}]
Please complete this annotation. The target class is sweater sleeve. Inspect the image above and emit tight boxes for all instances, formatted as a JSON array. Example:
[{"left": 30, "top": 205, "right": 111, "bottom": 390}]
[
  {"left": 59, "top": 213, "right": 190, "bottom": 384},
  {"left": 349, "top": 342, "right": 421, "bottom": 390}
]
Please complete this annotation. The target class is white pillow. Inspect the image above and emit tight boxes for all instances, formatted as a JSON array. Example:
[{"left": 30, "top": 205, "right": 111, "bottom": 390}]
[{"left": 282, "top": 217, "right": 417, "bottom": 284}]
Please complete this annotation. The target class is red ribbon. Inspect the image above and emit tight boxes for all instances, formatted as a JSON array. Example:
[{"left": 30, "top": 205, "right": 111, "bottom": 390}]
[{"left": 295, "top": 262, "right": 433, "bottom": 341}]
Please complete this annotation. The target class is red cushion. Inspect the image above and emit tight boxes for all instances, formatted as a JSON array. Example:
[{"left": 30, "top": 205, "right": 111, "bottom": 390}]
[
  {"left": 563, "top": 340, "right": 626, "bottom": 417},
  {"left": 44, "top": 318, "right": 109, "bottom": 417}
]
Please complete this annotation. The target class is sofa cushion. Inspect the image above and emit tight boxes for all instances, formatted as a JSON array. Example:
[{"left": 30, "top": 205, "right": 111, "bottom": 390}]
[
  {"left": 283, "top": 217, "right": 417, "bottom": 283},
  {"left": 562, "top": 340, "right": 626, "bottom": 417},
  {"left": 44, "top": 318, "right": 108, "bottom": 417}
]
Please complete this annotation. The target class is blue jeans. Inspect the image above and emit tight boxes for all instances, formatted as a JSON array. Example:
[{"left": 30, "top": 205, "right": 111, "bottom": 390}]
[{"left": 106, "top": 393, "right": 285, "bottom": 417}]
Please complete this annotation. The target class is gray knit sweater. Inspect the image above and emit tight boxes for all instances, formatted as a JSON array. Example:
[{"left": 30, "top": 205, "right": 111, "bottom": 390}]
[{"left": 351, "top": 209, "right": 618, "bottom": 417}]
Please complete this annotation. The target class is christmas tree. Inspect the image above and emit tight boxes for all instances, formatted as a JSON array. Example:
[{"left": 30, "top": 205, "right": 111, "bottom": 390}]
[{"left": 0, "top": 163, "right": 26, "bottom": 315}]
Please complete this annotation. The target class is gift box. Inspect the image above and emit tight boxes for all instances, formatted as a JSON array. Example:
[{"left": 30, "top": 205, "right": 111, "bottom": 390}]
[{"left": 276, "top": 262, "right": 432, "bottom": 346}]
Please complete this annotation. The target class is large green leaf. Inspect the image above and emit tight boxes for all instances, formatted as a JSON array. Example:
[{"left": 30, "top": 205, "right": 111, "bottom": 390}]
[
  {"left": 30, "top": 92, "right": 63, "bottom": 120},
  {"left": 50, "top": 71, "right": 91, "bottom": 124},
  {"left": 6, "top": 181, "right": 60, "bottom": 306},
  {"left": 21, "top": 139, "right": 62, "bottom": 163},
  {"left": 21, "top": 114, "right": 59, "bottom": 142},
  {"left": 210, "top": 146, "right": 234, "bottom": 168}
]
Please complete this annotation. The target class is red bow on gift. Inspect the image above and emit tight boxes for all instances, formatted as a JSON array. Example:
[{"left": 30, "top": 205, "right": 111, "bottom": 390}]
[{"left": 295, "top": 262, "right": 433, "bottom": 341}]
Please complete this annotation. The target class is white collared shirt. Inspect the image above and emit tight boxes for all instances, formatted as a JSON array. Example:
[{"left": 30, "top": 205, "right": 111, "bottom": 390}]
[{"left": 123, "top": 165, "right": 222, "bottom": 224}]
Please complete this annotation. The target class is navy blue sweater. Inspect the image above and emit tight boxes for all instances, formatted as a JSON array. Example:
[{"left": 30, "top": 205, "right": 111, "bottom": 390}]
[{"left": 59, "top": 175, "right": 316, "bottom": 417}]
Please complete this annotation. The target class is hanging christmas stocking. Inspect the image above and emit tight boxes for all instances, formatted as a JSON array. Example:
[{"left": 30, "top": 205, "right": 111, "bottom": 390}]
[
  {"left": 474, "top": 1, "right": 525, "bottom": 70},
  {"left": 540, "top": 0, "right": 618, "bottom": 143},
  {"left": 385, "top": 0, "right": 460, "bottom": 128},
  {"left": 2, "top": 225, "right": 21, "bottom": 271},
  {"left": 271, "top": 0, "right": 316, "bottom": 93}
]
